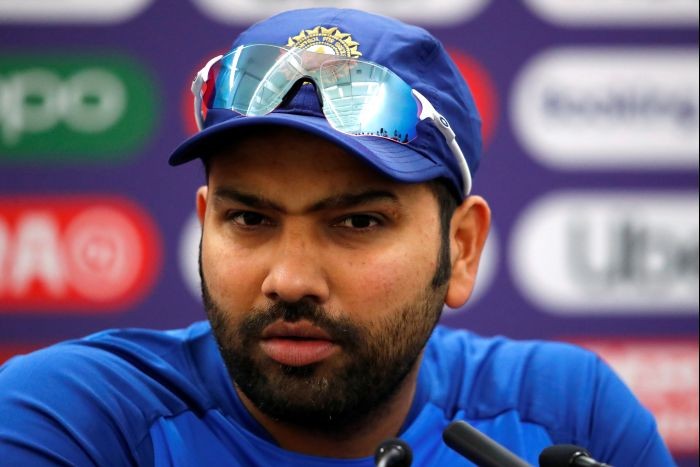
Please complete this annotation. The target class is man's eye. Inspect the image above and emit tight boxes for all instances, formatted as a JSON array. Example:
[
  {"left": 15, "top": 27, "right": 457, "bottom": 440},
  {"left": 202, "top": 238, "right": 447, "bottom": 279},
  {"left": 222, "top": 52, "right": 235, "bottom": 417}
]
[
  {"left": 336, "top": 215, "right": 380, "bottom": 229},
  {"left": 228, "top": 211, "right": 267, "bottom": 226}
]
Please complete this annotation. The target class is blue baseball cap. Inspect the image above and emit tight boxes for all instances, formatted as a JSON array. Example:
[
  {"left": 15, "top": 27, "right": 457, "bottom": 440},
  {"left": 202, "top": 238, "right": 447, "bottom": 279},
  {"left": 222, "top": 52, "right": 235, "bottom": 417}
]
[{"left": 169, "top": 8, "right": 482, "bottom": 200}]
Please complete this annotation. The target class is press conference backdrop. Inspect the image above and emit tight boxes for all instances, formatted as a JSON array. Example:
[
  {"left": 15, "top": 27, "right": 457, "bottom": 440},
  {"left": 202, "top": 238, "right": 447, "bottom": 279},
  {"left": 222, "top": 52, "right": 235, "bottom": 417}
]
[{"left": 0, "top": 1, "right": 698, "bottom": 464}]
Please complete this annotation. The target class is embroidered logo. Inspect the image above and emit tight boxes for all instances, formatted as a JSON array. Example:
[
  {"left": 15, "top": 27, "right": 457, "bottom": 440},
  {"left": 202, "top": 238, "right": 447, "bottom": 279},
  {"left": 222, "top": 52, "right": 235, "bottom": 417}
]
[{"left": 287, "top": 26, "right": 361, "bottom": 58}]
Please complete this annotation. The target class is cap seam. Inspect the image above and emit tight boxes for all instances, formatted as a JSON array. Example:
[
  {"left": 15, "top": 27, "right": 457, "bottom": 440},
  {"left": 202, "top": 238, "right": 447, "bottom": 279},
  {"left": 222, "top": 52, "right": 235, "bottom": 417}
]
[{"left": 422, "top": 37, "right": 443, "bottom": 109}]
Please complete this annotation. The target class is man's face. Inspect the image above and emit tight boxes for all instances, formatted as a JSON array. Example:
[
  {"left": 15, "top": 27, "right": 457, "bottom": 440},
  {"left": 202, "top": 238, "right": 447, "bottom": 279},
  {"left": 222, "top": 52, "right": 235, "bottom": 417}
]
[{"left": 198, "top": 128, "right": 449, "bottom": 433}]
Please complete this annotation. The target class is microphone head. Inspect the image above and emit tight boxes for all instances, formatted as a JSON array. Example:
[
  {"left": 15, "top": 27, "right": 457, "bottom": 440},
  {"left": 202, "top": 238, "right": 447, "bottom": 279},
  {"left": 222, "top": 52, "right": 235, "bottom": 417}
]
[
  {"left": 374, "top": 438, "right": 413, "bottom": 467},
  {"left": 539, "top": 444, "right": 592, "bottom": 467}
]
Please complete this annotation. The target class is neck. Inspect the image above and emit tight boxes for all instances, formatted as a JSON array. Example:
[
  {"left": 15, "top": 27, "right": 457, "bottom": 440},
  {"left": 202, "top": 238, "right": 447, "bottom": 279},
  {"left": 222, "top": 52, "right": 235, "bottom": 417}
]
[{"left": 236, "top": 358, "right": 422, "bottom": 459}]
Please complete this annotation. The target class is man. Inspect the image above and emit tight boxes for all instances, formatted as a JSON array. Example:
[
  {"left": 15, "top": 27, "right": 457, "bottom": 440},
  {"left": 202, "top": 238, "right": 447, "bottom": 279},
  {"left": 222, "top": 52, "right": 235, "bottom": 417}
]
[{"left": 0, "top": 8, "right": 674, "bottom": 466}]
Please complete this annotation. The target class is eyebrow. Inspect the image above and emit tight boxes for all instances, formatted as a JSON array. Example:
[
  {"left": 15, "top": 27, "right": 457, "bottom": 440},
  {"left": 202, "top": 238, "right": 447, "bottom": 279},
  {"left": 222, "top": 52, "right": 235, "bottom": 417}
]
[{"left": 212, "top": 187, "right": 400, "bottom": 214}]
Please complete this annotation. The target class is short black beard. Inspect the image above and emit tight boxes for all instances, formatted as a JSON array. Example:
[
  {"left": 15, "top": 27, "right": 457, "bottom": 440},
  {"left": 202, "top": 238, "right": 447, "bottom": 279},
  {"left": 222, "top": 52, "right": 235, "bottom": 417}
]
[{"left": 199, "top": 233, "right": 451, "bottom": 437}]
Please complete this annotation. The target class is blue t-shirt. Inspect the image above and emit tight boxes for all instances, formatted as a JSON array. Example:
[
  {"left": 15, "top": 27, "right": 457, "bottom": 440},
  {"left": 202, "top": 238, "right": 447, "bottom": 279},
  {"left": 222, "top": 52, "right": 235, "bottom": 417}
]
[{"left": 0, "top": 322, "right": 675, "bottom": 466}]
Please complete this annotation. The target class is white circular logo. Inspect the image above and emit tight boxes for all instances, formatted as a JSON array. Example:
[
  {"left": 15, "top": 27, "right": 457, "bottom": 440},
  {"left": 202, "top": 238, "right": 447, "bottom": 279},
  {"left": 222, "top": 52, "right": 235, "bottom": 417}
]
[{"left": 179, "top": 212, "right": 203, "bottom": 301}]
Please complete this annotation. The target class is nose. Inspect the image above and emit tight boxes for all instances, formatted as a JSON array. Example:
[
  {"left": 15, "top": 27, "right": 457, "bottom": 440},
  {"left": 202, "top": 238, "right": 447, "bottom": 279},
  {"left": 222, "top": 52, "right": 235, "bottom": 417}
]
[{"left": 260, "top": 226, "right": 330, "bottom": 304}]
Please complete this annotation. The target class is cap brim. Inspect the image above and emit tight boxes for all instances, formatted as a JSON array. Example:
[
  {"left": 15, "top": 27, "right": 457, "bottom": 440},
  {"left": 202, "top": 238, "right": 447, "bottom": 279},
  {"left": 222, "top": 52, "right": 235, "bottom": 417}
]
[{"left": 169, "top": 112, "right": 446, "bottom": 185}]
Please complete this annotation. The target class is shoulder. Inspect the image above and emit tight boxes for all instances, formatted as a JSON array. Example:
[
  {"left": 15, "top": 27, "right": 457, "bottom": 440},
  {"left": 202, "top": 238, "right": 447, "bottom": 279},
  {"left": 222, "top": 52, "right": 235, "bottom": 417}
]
[
  {"left": 0, "top": 321, "right": 215, "bottom": 415},
  {"left": 0, "top": 321, "right": 214, "bottom": 466},
  {"left": 422, "top": 326, "right": 673, "bottom": 464},
  {"left": 423, "top": 326, "right": 612, "bottom": 430}
]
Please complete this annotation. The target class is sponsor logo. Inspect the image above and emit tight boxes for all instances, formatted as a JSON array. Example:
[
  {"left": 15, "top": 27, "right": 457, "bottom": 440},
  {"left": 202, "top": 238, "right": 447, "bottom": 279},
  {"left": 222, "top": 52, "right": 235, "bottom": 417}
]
[
  {"left": 0, "top": 0, "right": 152, "bottom": 24},
  {"left": 0, "top": 197, "right": 161, "bottom": 311},
  {"left": 573, "top": 338, "right": 699, "bottom": 456},
  {"left": 448, "top": 49, "right": 498, "bottom": 146},
  {"left": 523, "top": 0, "right": 699, "bottom": 27},
  {"left": 512, "top": 47, "right": 699, "bottom": 170},
  {"left": 510, "top": 191, "right": 699, "bottom": 315},
  {"left": 191, "top": 0, "right": 490, "bottom": 26},
  {"left": 0, "top": 54, "right": 157, "bottom": 161}
]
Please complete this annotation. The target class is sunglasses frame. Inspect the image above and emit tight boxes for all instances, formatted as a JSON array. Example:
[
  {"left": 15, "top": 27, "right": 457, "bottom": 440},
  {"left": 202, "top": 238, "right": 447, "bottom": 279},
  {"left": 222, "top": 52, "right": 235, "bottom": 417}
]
[{"left": 191, "top": 47, "right": 472, "bottom": 195}]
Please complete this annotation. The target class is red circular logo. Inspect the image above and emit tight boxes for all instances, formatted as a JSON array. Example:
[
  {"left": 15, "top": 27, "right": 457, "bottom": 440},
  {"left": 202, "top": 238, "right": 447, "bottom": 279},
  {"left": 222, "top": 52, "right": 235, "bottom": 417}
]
[
  {"left": 447, "top": 48, "right": 499, "bottom": 147},
  {"left": 0, "top": 196, "right": 161, "bottom": 312}
]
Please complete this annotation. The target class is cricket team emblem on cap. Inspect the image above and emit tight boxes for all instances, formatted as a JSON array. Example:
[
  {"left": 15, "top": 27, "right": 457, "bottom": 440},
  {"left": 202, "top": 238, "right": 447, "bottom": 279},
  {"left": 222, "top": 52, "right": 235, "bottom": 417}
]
[{"left": 287, "top": 26, "right": 362, "bottom": 58}]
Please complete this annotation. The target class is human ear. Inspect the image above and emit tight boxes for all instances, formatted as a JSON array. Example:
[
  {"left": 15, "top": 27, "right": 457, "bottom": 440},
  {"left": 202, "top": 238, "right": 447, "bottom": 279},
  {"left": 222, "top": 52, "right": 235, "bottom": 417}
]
[
  {"left": 444, "top": 195, "right": 491, "bottom": 308},
  {"left": 196, "top": 185, "right": 208, "bottom": 226}
]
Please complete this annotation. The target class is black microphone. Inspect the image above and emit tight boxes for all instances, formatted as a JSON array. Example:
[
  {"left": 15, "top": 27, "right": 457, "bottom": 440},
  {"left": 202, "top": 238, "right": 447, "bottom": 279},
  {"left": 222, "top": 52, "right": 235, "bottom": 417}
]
[
  {"left": 442, "top": 420, "right": 530, "bottom": 467},
  {"left": 539, "top": 444, "right": 612, "bottom": 467},
  {"left": 374, "top": 438, "right": 413, "bottom": 467}
]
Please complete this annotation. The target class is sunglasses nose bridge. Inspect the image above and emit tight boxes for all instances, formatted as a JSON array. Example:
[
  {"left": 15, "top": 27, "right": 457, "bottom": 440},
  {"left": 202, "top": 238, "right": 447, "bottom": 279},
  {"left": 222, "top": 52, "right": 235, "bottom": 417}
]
[{"left": 280, "top": 76, "right": 325, "bottom": 109}]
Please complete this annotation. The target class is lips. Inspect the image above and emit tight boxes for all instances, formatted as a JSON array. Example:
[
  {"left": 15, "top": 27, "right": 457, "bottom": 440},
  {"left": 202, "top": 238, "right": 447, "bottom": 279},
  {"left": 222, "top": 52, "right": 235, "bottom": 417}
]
[{"left": 259, "top": 320, "right": 339, "bottom": 367}]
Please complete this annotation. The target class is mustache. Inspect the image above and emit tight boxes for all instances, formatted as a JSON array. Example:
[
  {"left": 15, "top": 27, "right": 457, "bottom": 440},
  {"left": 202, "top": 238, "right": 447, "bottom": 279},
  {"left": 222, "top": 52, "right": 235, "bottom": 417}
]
[{"left": 240, "top": 300, "right": 361, "bottom": 346}]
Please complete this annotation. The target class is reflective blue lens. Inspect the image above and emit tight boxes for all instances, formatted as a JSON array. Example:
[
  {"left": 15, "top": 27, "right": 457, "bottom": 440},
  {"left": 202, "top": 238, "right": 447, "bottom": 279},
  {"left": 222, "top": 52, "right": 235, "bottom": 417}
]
[
  {"left": 215, "top": 46, "right": 302, "bottom": 116},
  {"left": 319, "top": 60, "right": 418, "bottom": 142}
]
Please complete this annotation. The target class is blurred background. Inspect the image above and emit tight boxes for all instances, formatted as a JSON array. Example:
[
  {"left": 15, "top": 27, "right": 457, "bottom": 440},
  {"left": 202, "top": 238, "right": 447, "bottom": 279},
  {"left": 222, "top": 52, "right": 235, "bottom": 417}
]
[{"left": 0, "top": 1, "right": 698, "bottom": 464}]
